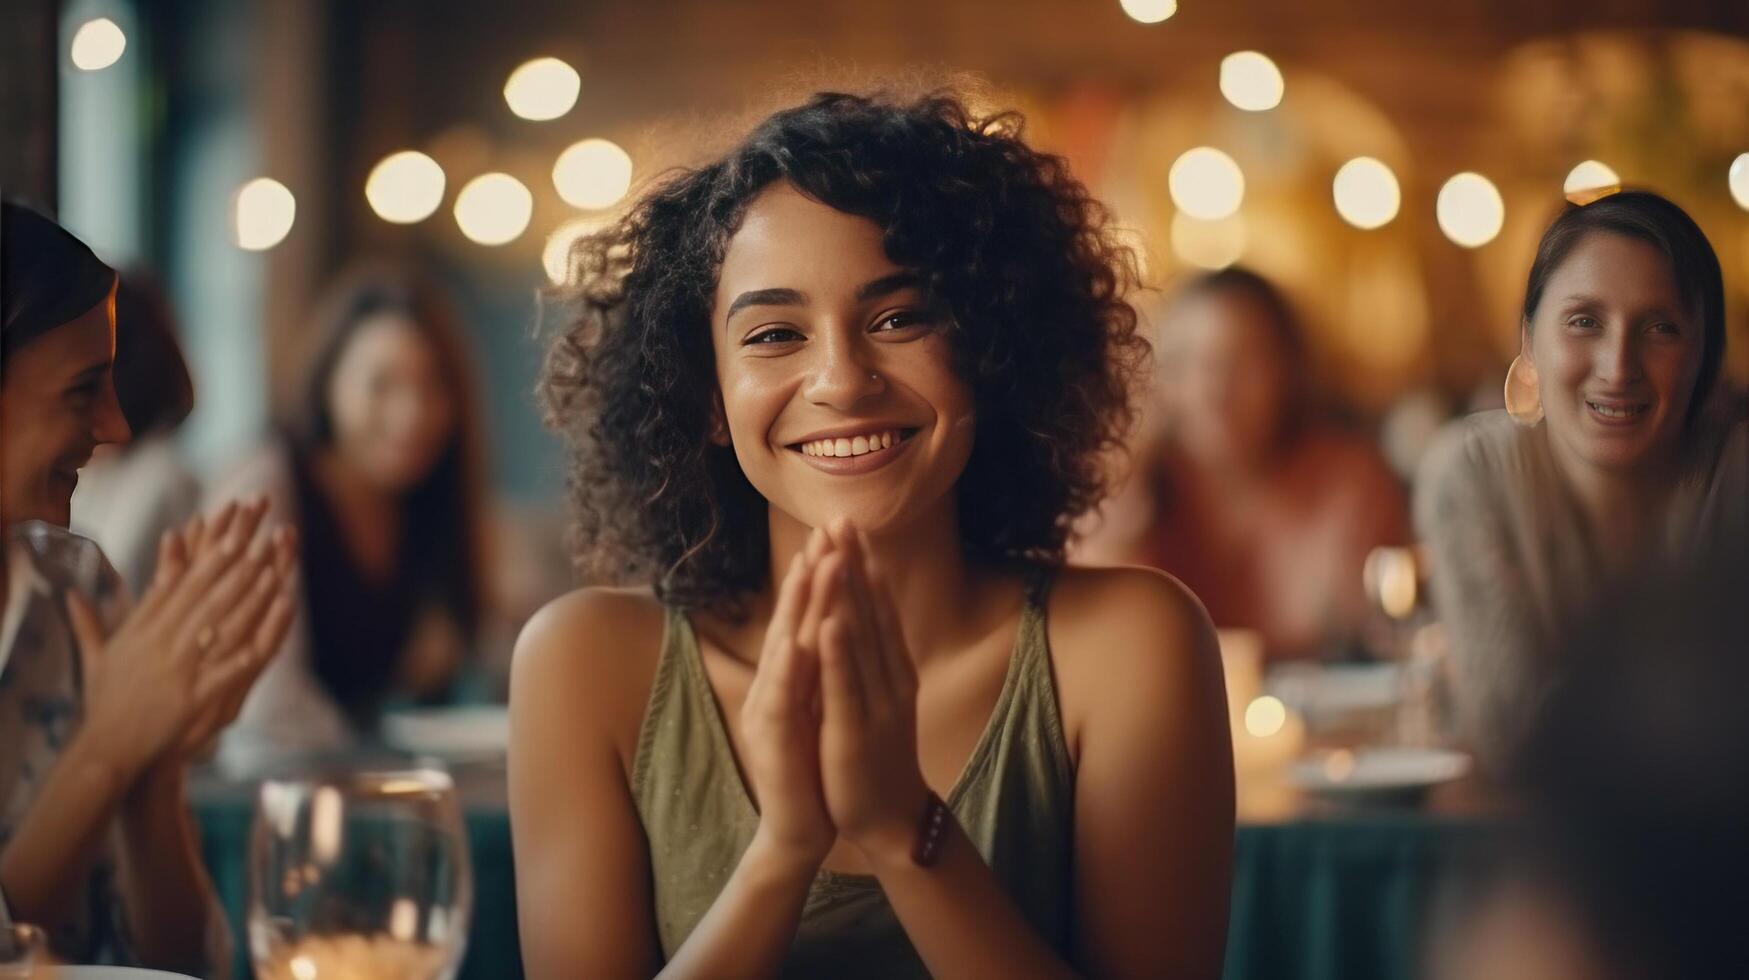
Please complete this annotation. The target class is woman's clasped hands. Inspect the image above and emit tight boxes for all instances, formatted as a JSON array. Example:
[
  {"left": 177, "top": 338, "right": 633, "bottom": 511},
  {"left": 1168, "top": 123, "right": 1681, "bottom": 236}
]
[{"left": 741, "top": 518, "right": 932, "bottom": 871}]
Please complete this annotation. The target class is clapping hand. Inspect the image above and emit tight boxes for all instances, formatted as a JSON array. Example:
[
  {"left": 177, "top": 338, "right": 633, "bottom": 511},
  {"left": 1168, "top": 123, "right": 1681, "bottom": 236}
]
[{"left": 65, "top": 497, "right": 299, "bottom": 780}]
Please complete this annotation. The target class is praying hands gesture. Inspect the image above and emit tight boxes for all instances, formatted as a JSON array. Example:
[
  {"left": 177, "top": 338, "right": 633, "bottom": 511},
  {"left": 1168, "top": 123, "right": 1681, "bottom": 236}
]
[{"left": 739, "top": 520, "right": 930, "bottom": 868}]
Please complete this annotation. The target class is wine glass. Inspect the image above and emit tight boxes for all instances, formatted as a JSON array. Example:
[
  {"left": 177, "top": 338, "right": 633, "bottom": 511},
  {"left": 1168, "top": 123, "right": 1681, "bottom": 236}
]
[
  {"left": 0, "top": 923, "right": 47, "bottom": 979},
  {"left": 249, "top": 766, "right": 472, "bottom": 980}
]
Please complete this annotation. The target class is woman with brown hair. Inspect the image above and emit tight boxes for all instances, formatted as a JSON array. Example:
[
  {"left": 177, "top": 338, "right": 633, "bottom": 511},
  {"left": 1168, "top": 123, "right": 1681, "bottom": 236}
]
[
  {"left": 1417, "top": 190, "right": 1746, "bottom": 772},
  {"left": 213, "top": 263, "right": 491, "bottom": 769},
  {"left": 1, "top": 200, "right": 296, "bottom": 972},
  {"left": 1078, "top": 267, "right": 1410, "bottom": 661},
  {"left": 70, "top": 271, "right": 203, "bottom": 593}
]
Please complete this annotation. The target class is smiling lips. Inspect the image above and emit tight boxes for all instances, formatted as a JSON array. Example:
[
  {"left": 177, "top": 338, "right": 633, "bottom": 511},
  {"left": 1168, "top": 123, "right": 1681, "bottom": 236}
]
[
  {"left": 786, "top": 427, "right": 917, "bottom": 474},
  {"left": 796, "top": 428, "right": 908, "bottom": 458},
  {"left": 1586, "top": 398, "right": 1650, "bottom": 423}
]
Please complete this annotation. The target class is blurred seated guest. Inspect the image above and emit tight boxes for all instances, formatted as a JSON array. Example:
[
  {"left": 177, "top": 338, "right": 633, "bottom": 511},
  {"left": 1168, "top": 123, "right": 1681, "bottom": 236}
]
[
  {"left": 214, "top": 264, "right": 489, "bottom": 769},
  {"left": 1075, "top": 267, "right": 1409, "bottom": 660},
  {"left": 1438, "top": 541, "right": 1749, "bottom": 980},
  {"left": 0, "top": 200, "right": 296, "bottom": 971},
  {"left": 1415, "top": 190, "right": 1744, "bottom": 773},
  {"left": 71, "top": 271, "right": 202, "bottom": 594}
]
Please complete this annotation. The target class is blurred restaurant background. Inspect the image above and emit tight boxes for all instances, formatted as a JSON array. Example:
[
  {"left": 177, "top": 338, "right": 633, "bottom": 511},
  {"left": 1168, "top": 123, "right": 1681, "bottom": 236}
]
[{"left": 4, "top": 0, "right": 1748, "bottom": 978}]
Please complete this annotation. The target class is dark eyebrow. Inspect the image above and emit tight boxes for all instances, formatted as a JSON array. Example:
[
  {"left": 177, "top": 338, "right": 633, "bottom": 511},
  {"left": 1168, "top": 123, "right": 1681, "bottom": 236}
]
[
  {"left": 1559, "top": 295, "right": 1684, "bottom": 319},
  {"left": 725, "top": 287, "right": 807, "bottom": 323},
  {"left": 66, "top": 360, "right": 109, "bottom": 386},
  {"left": 856, "top": 271, "right": 924, "bottom": 303}
]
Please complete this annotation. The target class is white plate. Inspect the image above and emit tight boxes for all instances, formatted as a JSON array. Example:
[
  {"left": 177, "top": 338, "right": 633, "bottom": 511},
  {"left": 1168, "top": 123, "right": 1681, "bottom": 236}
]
[
  {"left": 382, "top": 705, "right": 510, "bottom": 759},
  {"left": 1288, "top": 747, "right": 1470, "bottom": 799}
]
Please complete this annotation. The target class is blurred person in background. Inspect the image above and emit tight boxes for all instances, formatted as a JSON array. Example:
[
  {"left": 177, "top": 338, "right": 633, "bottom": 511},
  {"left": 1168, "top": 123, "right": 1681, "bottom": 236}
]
[
  {"left": 1415, "top": 190, "right": 1745, "bottom": 773},
  {"left": 1436, "top": 541, "right": 1749, "bottom": 980},
  {"left": 212, "top": 264, "right": 490, "bottom": 770},
  {"left": 1076, "top": 267, "right": 1410, "bottom": 661},
  {"left": 1, "top": 200, "right": 296, "bottom": 971},
  {"left": 71, "top": 271, "right": 202, "bottom": 594}
]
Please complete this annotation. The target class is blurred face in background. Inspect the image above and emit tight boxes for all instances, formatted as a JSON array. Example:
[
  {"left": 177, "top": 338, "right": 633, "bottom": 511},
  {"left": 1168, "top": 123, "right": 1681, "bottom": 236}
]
[
  {"left": 1160, "top": 289, "right": 1293, "bottom": 472},
  {"left": 326, "top": 314, "right": 457, "bottom": 494},
  {"left": 0, "top": 296, "right": 131, "bottom": 528},
  {"left": 1524, "top": 232, "right": 1703, "bottom": 479}
]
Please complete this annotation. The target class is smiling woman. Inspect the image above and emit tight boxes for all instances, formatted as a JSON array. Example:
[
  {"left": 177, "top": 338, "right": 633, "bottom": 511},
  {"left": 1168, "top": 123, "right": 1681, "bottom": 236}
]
[
  {"left": 1415, "top": 190, "right": 1749, "bottom": 774},
  {"left": 512, "top": 92, "right": 1234, "bottom": 979}
]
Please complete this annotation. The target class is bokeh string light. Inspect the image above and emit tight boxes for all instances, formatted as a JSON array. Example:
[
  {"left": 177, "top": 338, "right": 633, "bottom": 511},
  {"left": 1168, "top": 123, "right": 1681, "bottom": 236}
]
[
  {"left": 69, "top": 17, "right": 126, "bottom": 71},
  {"left": 1119, "top": 0, "right": 1177, "bottom": 24},
  {"left": 1332, "top": 157, "right": 1401, "bottom": 230},
  {"left": 1169, "top": 146, "right": 1245, "bottom": 221},
  {"left": 234, "top": 178, "right": 297, "bottom": 251},
  {"left": 553, "top": 139, "right": 633, "bottom": 210},
  {"left": 1563, "top": 160, "right": 1620, "bottom": 196},
  {"left": 1219, "top": 52, "right": 1284, "bottom": 112},
  {"left": 503, "top": 57, "right": 580, "bottom": 121},
  {"left": 454, "top": 173, "right": 533, "bottom": 245},
  {"left": 1729, "top": 153, "right": 1749, "bottom": 211},
  {"left": 1436, "top": 172, "right": 1504, "bottom": 248},
  {"left": 365, "top": 151, "right": 447, "bottom": 224}
]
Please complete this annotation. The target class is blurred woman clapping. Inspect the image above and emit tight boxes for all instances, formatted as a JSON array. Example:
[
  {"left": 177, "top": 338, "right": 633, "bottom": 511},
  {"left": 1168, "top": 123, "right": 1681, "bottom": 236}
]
[{"left": 0, "top": 200, "right": 298, "bottom": 972}]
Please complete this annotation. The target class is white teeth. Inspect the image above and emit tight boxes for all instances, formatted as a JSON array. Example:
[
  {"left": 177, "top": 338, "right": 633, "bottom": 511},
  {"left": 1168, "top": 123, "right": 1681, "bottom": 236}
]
[
  {"left": 797, "top": 429, "right": 905, "bottom": 458},
  {"left": 1588, "top": 402, "right": 1646, "bottom": 419}
]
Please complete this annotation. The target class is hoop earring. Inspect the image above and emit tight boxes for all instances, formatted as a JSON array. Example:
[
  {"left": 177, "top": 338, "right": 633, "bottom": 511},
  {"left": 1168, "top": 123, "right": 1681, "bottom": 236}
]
[{"left": 1504, "top": 355, "right": 1543, "bottom": 427}]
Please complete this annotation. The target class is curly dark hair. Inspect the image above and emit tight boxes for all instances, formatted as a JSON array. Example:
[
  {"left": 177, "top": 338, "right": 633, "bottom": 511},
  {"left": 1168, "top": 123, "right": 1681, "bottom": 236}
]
[{"left": 540, "top": 91, "right": 1148, "bottom": 612}]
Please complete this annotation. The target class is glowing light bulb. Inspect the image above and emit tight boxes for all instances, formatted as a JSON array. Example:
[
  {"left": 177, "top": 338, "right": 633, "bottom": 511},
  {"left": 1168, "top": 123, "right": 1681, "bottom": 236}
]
[
  {"left": 453, "top": 173, "right": 532, "bottom": 246},
  {"left": 552, "top": 138, "right": 633, "bottom": 210},
  {"left": 503, "top": 57, "right": 580, "bottom": 121},
  {"left": 1119, "top": 0, "right": 1177, "bottom": 24},
  {"left": 365, "top": 151, "right": 446, "bottom": 224},
  {"left": 234, "top": 178, "right": 296, "bottom": 251},
  {"left": 1332, "top": 157, "right": 1401, "bottom": 230},
  {"left": 1169, "top": 147, "right": 1245, "bottom": 221},
  {"left": 1436, "top": 172, "right": 1504, "bottom": 248},
  {"left": 1729, "top": 153, "right": 1749, "bottom": 211},
  {"left": 70, "top": 17, "right": 126, "bottom": 71},
  {"left": 1244, "top": 696, "right": 1287, "bottom": 738},
  {"left": 1563, "top": 160, "right": 1620, "bottom": 196},
  {"left": 1219, "top": 51, "right": 1284, "bottom": 112}
]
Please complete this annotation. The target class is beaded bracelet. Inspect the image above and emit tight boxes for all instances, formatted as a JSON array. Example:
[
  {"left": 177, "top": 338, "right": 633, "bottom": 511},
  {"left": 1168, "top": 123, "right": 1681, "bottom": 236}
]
[{"left": 911, "top": 791, "right": 949, "bottom": 867}]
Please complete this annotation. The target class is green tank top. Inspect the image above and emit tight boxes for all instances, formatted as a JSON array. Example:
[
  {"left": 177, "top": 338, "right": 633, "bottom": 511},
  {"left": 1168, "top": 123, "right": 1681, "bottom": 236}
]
[{"left": 631, "top": 587, "right": 1075, "bottom": 977}]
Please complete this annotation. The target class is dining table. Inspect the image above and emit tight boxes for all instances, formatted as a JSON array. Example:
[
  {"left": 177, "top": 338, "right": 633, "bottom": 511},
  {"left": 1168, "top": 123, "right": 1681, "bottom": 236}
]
[{"left": 192, "top": 760, "right": 1505, "bottom": 980}]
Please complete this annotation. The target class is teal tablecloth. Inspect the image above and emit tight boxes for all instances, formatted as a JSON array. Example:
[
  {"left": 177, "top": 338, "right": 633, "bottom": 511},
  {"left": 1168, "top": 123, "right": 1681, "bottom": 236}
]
[{"left": 196, "top": 780, "right": 1499, "bottom": 980}]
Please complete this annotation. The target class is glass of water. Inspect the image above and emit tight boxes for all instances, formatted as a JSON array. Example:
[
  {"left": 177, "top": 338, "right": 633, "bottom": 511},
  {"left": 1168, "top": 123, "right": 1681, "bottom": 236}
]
[{"left": 249, "top": 766, "right": 472, "bottom": 980}]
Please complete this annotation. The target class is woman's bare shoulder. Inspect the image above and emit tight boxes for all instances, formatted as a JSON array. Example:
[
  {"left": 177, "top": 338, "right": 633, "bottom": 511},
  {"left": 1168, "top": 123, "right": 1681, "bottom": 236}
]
[
  {"left": 1045, "top": 565, "right": 1223, "bottom": 739},
  {"left": 511, "top": 586, "right": 668, "bottom": 752},
  {"left": 1048, "top": 564, "right": 1213, "bottom": 651}
]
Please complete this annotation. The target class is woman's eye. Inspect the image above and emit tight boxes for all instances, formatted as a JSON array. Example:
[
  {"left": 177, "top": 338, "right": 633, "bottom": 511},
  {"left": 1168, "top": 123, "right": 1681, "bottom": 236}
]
[
  {"left": 1649, "top": 322, "right": 1681, "bottom": 336},
  {"left": 873, "top": 311, "right": 931, "bottom": 333},
  {"left": 1568, "top": 315, "right": 1599, "bottom": 330},
  {"left": 744, "top": 327, "right": 802, "bottom": 345}
]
